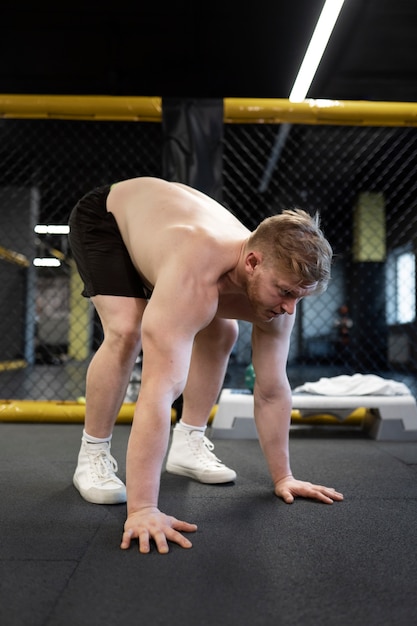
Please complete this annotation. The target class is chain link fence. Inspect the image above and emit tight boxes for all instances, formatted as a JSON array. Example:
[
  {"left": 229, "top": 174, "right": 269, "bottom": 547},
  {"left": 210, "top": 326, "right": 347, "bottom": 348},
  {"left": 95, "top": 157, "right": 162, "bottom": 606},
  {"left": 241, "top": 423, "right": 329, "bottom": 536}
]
[
  {"left": 1, "top": 100, "right": 416, "bottom": 407},
  {"left": 223, "top": 121, "right": 417, "bottom": 395}
]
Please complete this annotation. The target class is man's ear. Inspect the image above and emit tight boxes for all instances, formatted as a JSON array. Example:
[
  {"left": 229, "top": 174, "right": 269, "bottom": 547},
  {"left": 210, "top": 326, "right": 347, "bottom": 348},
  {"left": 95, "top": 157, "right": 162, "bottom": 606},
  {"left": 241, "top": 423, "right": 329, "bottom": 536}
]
[{"left": 245, "top": 251, "right": 262, "bottom": 273}]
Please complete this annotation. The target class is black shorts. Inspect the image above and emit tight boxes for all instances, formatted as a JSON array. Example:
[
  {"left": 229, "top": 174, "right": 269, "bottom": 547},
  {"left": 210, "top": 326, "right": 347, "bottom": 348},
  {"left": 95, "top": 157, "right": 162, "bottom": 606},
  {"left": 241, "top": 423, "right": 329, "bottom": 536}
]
[{"left": 68, "top": 185, "right": 152, "bottom": 299}]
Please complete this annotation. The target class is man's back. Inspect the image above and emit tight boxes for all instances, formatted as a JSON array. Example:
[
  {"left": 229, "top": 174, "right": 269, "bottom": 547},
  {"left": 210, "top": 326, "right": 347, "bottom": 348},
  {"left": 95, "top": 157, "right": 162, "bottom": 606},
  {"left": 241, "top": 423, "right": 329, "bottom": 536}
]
[{"left": 107, "top": 177, "right": 248, "bottom": 291}]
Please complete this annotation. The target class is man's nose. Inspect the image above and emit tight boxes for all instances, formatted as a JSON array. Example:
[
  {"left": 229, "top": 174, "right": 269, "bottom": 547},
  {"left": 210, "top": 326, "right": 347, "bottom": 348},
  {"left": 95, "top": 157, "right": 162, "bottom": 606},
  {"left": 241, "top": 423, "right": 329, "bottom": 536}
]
[{"left": 281, "top": 299, "right": 296, "bottom": 315}]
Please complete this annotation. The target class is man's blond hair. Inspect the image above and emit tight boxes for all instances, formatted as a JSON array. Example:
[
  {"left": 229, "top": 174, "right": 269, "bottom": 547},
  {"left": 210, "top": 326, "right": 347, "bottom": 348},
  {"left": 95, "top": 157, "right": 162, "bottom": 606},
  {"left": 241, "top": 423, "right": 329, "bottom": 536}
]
[{"left": 248, "top": 209, "right": 332, "bottom": 294}]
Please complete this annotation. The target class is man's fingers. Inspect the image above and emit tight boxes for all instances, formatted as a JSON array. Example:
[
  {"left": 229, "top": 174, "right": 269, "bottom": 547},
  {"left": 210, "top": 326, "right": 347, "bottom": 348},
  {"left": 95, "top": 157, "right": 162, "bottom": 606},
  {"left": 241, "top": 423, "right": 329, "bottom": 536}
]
[
  {"left": 120, "top": 516, "right": 198, "bottom": 553},
  {"left": 328, "top": 489, "right": 344, "bottom": 501},
  {"left": 314, "top": 486, "right": 344, "bottom": 503},
  {"left": 120, "top": 528, "right": 134, "bottom": 550},
  {"left": 275, "top": 479, "right": 344, "bottom": 505},
  {"left": 174, "top": 521, "right": 198, "bottom": 532},
  {"left": 147, "top": 530, "right": 168, "bottom": 554},
  {"left": 166, "top": 528, "right": 194, "bottom": 549},
  {"left": 137, "top": 527, "right": 192, "bottom": 554},
  {"left": 153, "top": 521, "right": 197, "bottom": 552},
  {"left": 281, "top": 490, "right": 294, "bottom": 504}
]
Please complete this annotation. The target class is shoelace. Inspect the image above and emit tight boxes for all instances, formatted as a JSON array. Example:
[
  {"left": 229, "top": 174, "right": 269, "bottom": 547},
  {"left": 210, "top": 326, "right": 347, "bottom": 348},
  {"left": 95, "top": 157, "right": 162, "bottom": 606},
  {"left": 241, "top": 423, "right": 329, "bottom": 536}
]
[
  {"left": 191, "top": 435, "right": 224, "bottom": 467},
  {"left": 89, "top": 448, "right": 119, "bottom": 480}
]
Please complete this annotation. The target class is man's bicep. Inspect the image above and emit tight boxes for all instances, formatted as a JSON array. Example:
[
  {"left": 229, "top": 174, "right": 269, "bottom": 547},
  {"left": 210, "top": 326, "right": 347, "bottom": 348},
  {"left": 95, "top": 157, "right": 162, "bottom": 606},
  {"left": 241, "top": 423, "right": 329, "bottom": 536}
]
[
  {"left": 139, "top": 281, "right": 216, "bottom": 394},
  {"left": 143, "top": 274, "right": 217, "bottom": 343}
]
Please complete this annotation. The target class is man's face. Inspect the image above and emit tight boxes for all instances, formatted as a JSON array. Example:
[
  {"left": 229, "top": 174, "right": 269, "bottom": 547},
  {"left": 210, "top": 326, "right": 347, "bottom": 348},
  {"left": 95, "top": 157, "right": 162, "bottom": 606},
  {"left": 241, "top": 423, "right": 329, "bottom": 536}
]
[{"left": 246, "top": 260, "right": 317, "bottom": 323}]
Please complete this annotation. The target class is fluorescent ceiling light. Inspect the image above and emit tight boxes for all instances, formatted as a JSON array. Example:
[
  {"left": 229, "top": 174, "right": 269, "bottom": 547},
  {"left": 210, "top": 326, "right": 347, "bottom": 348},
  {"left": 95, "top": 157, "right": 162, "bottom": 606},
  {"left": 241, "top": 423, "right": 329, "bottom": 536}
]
[
  {"left": 289, "top": 0, "right": 345, "bottom": 102},
  {"left": 33, "top": 257, "right": 61, "bottom": 267},
  {"left": 34, "top": 224, "right": 70, "bottom": 234}
]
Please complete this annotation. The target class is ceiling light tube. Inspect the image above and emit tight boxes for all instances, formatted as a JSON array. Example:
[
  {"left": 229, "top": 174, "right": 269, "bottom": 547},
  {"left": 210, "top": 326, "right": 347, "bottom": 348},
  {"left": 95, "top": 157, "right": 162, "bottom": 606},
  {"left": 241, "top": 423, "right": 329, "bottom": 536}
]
[{"left": 289, "top": 0, "right": 346, "bottom": 102}]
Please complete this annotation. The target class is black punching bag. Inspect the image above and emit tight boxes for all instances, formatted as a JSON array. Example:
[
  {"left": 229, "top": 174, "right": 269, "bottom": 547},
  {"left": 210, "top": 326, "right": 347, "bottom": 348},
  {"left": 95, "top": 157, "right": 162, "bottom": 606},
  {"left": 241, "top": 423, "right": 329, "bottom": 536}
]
[{"left": 162, "top": 98, "right": 224, "bottom": 202}]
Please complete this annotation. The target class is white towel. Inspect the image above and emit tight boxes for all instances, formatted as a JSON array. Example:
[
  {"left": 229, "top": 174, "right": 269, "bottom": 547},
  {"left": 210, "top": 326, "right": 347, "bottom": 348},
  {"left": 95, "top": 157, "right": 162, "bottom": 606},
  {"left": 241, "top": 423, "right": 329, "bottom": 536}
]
[{"left": 293, "top": 373, "right": 411, "bottom": 396}]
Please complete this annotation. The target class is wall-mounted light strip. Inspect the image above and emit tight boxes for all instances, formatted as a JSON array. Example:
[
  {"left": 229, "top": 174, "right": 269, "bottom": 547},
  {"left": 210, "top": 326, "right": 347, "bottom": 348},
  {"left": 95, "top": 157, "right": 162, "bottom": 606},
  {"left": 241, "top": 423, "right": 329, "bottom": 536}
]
[
  {"left": 34, "top": 225, "right": 70, "bottom": 235},
  {"left": 33, "top": 258, "right": 61, "bottom": 267}
]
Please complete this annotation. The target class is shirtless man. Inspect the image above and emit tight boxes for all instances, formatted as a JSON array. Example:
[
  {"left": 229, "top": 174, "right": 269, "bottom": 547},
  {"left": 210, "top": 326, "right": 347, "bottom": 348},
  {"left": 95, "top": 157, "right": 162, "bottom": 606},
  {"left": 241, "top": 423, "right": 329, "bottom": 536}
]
[{"left": 68, "top": 177, "right": 343, "bottom": 554}]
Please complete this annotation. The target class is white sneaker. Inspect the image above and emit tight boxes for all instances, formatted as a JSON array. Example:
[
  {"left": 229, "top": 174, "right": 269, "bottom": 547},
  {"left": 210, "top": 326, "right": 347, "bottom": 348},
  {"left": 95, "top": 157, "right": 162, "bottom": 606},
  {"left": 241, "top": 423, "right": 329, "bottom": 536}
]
[
  {"left": 165, "top": 426, "right": 236, "bottom": 484},
  {"left": 73, "top": 439, "right": 126, "bottom": 504}
]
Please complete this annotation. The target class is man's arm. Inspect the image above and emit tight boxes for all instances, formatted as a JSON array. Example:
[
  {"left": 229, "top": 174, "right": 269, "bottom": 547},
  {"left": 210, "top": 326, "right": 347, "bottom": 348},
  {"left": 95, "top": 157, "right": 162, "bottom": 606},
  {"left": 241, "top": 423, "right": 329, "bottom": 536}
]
[
  {"left": 121, "top": 266, "right": 219, "bottom": 553},
  {"left": 251, "top": 314, "right": 344, "bottom": 505},
  {"left": 251, "top": 314, "right": 293, "bottom": 482}
]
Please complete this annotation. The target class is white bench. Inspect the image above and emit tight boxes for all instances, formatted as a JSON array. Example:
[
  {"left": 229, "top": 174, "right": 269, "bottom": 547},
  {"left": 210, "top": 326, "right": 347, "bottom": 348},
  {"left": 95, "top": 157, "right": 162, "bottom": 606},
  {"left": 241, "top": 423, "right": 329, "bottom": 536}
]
[{"left": 211, "top": 388, "right": 417, "bottom": 441}]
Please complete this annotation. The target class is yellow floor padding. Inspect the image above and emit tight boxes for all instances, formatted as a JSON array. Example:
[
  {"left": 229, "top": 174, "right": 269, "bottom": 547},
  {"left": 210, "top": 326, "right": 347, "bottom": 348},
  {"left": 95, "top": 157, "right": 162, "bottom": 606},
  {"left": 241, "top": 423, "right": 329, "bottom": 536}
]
[{"left": 0, "top": 399, "right": 367, "bottom": 426}]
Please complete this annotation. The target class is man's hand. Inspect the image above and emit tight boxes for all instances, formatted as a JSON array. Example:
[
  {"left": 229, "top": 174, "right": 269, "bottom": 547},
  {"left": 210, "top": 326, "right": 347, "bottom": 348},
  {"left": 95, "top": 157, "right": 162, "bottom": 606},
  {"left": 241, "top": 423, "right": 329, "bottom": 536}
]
[
  {"left": 275, "top": 475, "right": 344, "bottom": 504},
  {"left": 120, "top": 507, "right": 198, "bottom": 554}
]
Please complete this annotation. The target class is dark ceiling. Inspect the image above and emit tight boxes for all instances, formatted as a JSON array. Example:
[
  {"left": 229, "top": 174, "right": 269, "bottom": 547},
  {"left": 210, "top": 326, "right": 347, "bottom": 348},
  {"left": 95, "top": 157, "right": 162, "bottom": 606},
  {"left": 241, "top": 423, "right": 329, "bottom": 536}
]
[{"left": 1, "top": 0, "right": 417, "bottom": 102}]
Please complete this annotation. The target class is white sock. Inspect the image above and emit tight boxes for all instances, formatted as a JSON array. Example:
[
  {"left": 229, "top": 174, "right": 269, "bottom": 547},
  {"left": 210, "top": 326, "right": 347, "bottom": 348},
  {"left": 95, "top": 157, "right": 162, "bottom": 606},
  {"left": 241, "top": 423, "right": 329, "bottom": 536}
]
[
  {"left": 83, "top": 429, "right": 112, "bottom": 444},
  {"left": 177, "top": 419, "right": 206, "bottom": 434}
]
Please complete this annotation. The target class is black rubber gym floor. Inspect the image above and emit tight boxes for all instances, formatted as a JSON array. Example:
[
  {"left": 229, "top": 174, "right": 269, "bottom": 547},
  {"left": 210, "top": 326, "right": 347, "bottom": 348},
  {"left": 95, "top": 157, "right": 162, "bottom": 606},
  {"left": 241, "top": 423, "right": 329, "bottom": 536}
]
[{"left": 1, "top": 422, "right": 416, "bottom": 626}]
